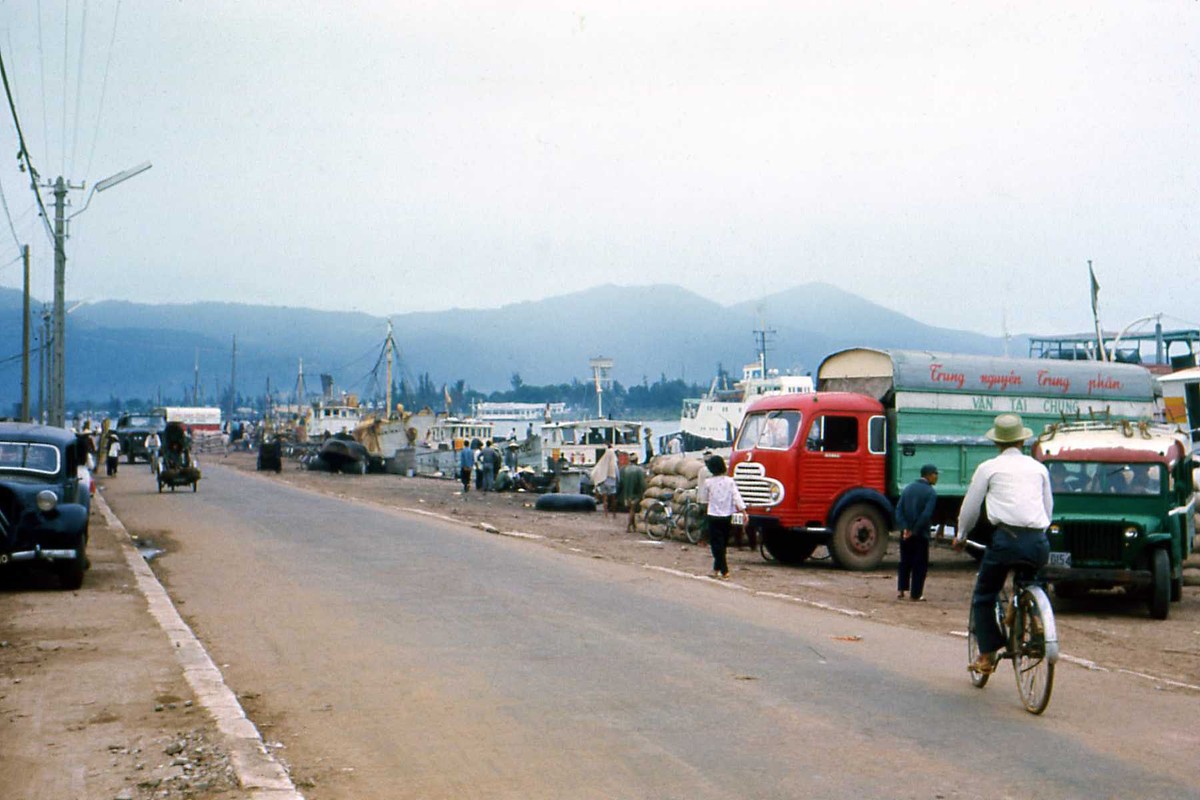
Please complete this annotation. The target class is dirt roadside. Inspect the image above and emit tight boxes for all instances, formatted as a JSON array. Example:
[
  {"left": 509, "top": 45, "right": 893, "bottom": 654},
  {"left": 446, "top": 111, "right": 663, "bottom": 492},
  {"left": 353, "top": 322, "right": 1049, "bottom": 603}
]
[
  {"left": 1, "top": 450, "right": 1197, "bottom": 799},
  {"left": 0, "top": 493, "right": 251, "bottom": 800},
  {"left": 221, "top": 450, "right": 1200, "bottom": 688}
]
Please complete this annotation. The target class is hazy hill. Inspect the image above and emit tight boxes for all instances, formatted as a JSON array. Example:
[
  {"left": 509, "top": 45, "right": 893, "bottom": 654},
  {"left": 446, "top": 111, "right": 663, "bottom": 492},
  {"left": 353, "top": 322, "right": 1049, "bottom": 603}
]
[{"left": 0, "top": 283, "right": 1009, "bottom": 410}]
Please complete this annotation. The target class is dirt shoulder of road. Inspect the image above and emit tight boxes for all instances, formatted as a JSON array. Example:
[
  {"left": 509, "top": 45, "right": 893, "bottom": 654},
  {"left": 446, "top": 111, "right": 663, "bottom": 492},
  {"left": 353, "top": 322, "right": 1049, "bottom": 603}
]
[
  {"left": 0, "top": 492, "right": 249, "bottom": 800},
  {"left": 224, "top": 450, "right": 1200, "bottom": 688}
]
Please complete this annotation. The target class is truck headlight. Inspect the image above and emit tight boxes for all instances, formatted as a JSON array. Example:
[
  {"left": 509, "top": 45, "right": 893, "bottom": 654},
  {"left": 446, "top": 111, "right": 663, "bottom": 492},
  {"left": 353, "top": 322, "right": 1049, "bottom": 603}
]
[
  {"left": 36, "top": 490, "right": 57, "bottom": 512},
  {"left": 769, "top": 484, "right": 782, "bottom": 503},
  {"left": 1048, "top": 524, "right": 1060, "bottom": 535},
  {"left": 1123, "top": 526, "right": 1139, "bottom": 539}
]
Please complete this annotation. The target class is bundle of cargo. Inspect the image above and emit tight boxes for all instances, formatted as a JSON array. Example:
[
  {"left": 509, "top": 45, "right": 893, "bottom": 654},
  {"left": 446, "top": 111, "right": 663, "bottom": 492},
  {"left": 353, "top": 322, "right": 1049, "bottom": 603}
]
[{"left": 638, "top": 454, "right": 709, "bottom": 519}]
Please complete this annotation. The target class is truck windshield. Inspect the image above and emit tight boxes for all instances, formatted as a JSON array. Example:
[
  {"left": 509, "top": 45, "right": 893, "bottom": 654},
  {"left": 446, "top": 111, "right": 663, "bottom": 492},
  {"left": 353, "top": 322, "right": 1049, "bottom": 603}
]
[
  {"left": 1047, "top": 461, "right": 1161, "bottom": 496},
  {"left": 121, "top": 415, "right": 163, "bottom": 428},
  {"left": 736, "top": 410, "right": 802, "bottom": 450}
]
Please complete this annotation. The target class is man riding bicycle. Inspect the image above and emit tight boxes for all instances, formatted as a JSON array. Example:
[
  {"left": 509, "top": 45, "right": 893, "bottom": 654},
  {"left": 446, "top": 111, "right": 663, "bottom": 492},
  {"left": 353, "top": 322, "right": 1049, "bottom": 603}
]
[{"left": 952, "top": 413, "right": 1053, "bottom": 674}]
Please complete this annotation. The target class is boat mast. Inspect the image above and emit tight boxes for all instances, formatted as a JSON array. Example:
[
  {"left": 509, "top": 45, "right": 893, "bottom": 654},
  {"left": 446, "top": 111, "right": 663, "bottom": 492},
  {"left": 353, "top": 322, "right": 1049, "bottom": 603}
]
[
  {"left": 754, "top": 326, "right": 776, "bottom": 378},
  {"left": 385, "top": 319, "right": 393, "bottom": 419}
]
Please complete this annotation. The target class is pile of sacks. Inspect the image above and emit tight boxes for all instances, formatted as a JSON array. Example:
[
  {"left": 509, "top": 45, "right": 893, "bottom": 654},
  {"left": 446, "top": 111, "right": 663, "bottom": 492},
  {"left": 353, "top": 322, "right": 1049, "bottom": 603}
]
[{"left": 638, "top": 454, "right": 709, "bottom": 517}]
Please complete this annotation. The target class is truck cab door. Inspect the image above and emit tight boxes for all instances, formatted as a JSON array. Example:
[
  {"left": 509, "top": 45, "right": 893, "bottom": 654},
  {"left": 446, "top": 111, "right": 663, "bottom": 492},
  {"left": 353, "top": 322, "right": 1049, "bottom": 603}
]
[{"left": 799, "top": 414, "right": 863, "bottom": 522}]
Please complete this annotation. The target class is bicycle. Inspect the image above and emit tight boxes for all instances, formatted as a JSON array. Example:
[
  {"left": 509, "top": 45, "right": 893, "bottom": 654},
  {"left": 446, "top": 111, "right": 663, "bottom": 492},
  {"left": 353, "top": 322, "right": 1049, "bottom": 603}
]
[
  {"left": 964, "top": 541, "right": 1059, "bottom": 715},
  {"left": 644, "top": 490, "right": 705, "bottom": 544}
]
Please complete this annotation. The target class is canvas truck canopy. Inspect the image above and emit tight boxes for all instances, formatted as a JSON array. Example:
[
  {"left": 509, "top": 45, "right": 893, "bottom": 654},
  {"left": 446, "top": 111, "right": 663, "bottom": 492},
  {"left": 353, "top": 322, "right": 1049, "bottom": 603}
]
[{"left": 817, "top": 349, "right": 1162, "bottom": 496}]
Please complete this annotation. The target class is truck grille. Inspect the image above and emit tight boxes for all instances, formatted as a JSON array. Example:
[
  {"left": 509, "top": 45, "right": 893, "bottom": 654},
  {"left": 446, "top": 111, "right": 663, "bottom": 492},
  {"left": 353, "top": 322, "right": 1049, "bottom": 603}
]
[
  {"left": 1061, "top": 522, "right": 1124, "bottom": 564},
  {"left": 733, "top": 462, "right": 783, "bottom": 508}
]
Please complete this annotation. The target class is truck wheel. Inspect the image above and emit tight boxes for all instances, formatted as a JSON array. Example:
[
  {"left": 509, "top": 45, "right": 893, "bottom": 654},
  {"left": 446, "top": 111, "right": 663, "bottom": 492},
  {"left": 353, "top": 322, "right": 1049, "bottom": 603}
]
[
  {"left": 760, "top": 530, "right": 817, "bottom": 564},
  {"left": 1148, "top": 548, "right": 1170, "bottom": 620},
  {"left": 829, "top": 503, "right": 888, "bottom": 571}
]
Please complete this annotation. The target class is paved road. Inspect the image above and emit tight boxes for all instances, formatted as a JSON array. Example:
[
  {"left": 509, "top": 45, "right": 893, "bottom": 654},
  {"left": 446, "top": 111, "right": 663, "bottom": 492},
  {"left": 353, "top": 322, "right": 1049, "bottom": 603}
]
[{"left": 103, "top": 463, "right": 1200, "bottom": 800}]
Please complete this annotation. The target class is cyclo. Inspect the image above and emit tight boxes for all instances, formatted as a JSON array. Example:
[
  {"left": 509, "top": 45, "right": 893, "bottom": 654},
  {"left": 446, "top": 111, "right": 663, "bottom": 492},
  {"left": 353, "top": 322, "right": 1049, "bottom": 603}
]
[{"left": 157, "top": 421, "right": 201, "bottom": 493}]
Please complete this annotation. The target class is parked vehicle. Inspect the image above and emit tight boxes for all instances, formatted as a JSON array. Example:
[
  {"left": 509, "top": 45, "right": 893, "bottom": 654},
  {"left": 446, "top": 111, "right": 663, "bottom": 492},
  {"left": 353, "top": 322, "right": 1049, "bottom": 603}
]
[
  {"left": 115, "top": 412, "right": 166, "bottom": 464},
  {"left": 729, "top": 348, "right": 1161, "bottom": 570},
  {"left": 1033, "top": 421, "right": 1198, "bottom": 619},
  {"left": 0, "top": 423, "right": 91, "bottom": 588}
]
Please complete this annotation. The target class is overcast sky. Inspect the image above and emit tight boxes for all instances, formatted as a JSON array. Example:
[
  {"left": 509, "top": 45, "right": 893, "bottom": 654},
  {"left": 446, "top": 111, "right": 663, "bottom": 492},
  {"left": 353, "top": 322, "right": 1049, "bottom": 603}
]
[{"left": 0, "top": 1, "right": 1195, "bottom": 339}]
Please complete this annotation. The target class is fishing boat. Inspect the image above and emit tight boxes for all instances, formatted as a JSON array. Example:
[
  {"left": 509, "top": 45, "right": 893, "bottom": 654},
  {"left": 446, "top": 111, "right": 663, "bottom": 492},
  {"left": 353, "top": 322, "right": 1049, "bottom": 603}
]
[
  {"left": 539, "top": 419, "right": 645, "bottom": 469},
  {"left": 679, "top": 360, "right": 813, "bottom": 452}
]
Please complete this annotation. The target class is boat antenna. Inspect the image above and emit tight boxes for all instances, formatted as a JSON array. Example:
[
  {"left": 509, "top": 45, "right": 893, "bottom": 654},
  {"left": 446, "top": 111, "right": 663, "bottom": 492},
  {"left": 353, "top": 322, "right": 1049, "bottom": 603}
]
[{"left": 754, "top": 326, "right": 776, "bottom": 377}]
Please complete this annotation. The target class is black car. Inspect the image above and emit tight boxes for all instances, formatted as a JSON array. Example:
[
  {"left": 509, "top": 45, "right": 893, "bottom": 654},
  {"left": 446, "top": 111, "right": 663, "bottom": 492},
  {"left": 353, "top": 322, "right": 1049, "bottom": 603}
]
[
  {"left": 115, "top": 413, "right": 166, "bottom": 463},
  {"left": 0, "top": 423, "right": 91, "bottom": 589}
]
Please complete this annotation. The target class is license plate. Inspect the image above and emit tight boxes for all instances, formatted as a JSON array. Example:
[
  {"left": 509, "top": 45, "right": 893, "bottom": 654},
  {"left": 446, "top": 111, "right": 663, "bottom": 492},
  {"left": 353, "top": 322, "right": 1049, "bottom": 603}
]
[
  {"left": 1048, "top": 551, "right": 1071, "bottom": 568},
  {"left": 732, "top": 512, "right": 746, "bottom": 526}
]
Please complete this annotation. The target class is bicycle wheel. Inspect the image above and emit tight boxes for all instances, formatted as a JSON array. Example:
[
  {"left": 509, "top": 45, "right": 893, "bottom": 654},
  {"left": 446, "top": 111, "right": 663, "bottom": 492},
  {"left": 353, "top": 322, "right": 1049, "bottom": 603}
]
[
  {"left": 1013, "top": 587, "right": 1056, "bottom": 715},
  {"left": 644, "top": 501, "right": 670, "bottom": 541},
  {"left": 682, "top": 502, "right": 705, "bottom": 544}
]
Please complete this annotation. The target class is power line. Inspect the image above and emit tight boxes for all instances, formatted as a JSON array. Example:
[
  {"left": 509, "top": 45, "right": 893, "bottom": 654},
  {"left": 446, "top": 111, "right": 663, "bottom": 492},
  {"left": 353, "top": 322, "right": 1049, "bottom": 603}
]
[
  {"left": 36, "top": 0, "right": 49, "bottom": 172},
  {"left": 69, "top": 0, "right": 90, "bottom": 177},
  {"left": 0, "top": 45, "right": 56, "bottom": 244},
  {"left": 84, "top": 0, "right": 121, "bottom": 181}
]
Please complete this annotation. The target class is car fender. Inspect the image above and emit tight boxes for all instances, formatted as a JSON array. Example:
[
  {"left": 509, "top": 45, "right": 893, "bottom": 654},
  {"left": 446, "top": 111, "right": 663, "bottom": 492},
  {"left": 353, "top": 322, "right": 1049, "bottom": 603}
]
[{"left": 40, "top": 503, "right": 89, "bottom": 538}]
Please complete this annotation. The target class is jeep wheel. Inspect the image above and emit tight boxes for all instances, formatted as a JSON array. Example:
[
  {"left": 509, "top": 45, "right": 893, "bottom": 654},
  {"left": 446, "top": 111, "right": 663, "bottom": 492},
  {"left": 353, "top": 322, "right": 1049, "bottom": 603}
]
[
  {"left": 1148, "top": 548, "right": 1170, "bottom": 620},
  {"left": 829, "top": 503, "right": 888, "bottom": 571}
]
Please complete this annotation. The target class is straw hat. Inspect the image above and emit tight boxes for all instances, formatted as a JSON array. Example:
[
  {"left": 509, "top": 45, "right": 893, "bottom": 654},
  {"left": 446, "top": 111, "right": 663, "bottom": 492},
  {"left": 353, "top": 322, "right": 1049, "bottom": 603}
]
[{"left": 985, "top": 413, "right": 1032, "bottom": 444}]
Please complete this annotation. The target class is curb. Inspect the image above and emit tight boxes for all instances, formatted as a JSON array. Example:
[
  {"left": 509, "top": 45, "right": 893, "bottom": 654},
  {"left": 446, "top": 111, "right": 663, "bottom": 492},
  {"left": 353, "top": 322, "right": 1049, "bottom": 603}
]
[{"left": 94, "top": 492, "right": 305, "bottom": 800}]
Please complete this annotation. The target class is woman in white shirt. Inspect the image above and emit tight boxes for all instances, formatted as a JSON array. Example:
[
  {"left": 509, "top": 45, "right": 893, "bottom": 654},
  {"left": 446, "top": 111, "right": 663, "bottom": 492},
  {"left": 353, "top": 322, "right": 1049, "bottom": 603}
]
[{"left": 703, "top": 455, "right": 746, "bottom": 580}]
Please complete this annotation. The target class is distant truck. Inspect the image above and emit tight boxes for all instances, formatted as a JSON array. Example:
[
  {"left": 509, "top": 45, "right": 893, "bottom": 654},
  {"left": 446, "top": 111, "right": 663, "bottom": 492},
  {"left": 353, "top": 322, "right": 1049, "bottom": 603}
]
[
  {"left": 729, "top": 348, "right": 1161, "bottom": 570},
  {"left": 115, "top": 412, "right": 166, "bottom": 464},
  {"left": 1034, "top": 422, "right": 1197, "bottom": 619},
  {"left": 150, "top": 406, "right": 223, "bottom": 434}
]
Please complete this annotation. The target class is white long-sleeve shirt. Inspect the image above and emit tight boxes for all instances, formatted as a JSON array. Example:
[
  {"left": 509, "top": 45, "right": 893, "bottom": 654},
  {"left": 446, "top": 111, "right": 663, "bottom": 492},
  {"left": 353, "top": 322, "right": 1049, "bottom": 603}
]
[
  {"left": 704, "top": 475, "right": 746, "bottom": 518},
  {"left": 956, "top": 448, "right": 1053, "bottom": 540}
]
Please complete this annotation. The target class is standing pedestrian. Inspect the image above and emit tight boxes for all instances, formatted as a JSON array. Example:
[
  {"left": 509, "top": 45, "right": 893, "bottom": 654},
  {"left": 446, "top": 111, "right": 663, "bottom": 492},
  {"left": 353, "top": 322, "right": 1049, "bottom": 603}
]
[
  {"left": 105, "top": 436, "right": 122, "bottom": 476},
  {"left": 896, "top": 464, "right": 939, "bottom": 601},
  {"left": 591, "top": 444, "right": 619, "bottom": 515},
  {"left": 479, "top": 440, "right": 497, "bottom": 492},
  {"left": 702, "top": 454, "right": 746, "bottom": 580},
  {"left": 953, "top": 413, "right": 1053, "bottom": 675},
  {"left": 458, "top": 441, "right": 474, "bottom": 493},
  {"left": 618, "top": 454, "right": 647, "bottom": 532}
]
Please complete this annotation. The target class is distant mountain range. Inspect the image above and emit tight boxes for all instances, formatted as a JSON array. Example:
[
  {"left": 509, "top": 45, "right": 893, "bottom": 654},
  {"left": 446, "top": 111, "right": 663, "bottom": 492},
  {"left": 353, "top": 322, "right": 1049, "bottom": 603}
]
[{"left": 0, "top": 282, "right": 1019, "bottom": 410}]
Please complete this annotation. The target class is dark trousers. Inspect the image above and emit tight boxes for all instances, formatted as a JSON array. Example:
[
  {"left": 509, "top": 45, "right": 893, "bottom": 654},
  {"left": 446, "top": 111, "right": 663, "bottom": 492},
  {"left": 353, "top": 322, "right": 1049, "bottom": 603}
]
[
  {"left": 106, "top": 455, "right": 118, "bottom": 476},
  {"left": 708, "top": 515, "right": 731, "bottom": 575},
  {"left": 897, "top": 535, "right": 930, "bottom": 598},
  {"left": 971, "top": 527, "right": 1050, "bottom": 654},
  {"left": 460, "top": 467, "right": 471, "bottom": 491}
]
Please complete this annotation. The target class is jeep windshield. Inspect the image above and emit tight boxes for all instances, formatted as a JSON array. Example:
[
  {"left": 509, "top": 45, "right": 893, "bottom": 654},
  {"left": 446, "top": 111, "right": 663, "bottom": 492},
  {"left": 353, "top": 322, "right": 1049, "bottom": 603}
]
[
  {"left": 1047, "top": 461, "right": 1162, "bottom": 496},
  {"left": 735, "top": 410, "right": 802, "bottom": 450},
  {"left": 0, "top": 441, "right": 61, "bottom": 475}
]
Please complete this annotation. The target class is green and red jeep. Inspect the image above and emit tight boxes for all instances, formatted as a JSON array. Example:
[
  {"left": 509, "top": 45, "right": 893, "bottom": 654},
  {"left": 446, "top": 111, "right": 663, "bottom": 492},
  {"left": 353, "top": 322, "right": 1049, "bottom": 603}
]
[{"left": 1034, "top": 421, "right": 1198, "bottom": 619}]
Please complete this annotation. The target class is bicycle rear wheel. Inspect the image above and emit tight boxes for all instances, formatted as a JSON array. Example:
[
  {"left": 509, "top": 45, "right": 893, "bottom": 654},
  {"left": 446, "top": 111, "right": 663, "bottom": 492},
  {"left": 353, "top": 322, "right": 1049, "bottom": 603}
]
[
  {"left": 682, "top": 502, "right": 705, "bottom": 544},
  {"left": 967, "top": 608, "right": 991, "bottom": 688},
  {"left": 644, "top": 501, "right": 670, "bottom": 541},
  {"left": 1013, "top": 587, "right": 1055, "bottom": 715}
]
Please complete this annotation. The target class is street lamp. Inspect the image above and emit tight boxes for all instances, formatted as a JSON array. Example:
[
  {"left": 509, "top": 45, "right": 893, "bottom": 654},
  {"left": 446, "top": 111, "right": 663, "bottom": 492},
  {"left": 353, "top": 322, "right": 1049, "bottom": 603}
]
[{"left": 47, "top": 161, "right": 152, "bottom": 427}]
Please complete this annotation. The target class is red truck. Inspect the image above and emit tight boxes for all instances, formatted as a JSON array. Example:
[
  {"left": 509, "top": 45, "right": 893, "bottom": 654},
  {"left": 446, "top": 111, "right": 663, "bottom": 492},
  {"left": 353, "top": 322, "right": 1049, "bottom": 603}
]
[{"left": 728, "top": 348, "right": 1161, "bottom": 570}]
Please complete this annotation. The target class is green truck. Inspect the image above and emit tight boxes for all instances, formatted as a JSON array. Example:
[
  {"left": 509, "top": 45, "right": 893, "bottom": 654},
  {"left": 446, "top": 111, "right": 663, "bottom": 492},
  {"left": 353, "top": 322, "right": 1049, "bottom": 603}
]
[{"left": 1033, "top": 422, "right": 1198, "bottom": 619}]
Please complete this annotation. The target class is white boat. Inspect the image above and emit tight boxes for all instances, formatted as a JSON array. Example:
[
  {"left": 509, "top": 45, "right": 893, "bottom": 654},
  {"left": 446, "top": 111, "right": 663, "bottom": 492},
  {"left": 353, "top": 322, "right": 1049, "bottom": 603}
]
[
  {"left": 540, "top": 419, "right": 645, "bottom": 470},
  {"left": 306, "top": 396, "right": 364, "bottom": 439},
  {"left": 679, "top": 360, "right": 813, "bottom": 451}
]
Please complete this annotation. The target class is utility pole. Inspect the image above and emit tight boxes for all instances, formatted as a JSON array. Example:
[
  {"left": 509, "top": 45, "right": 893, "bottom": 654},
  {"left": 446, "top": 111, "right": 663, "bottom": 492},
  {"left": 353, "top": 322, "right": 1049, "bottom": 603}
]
[
  {"left": 228, "top": 335, "right": 237, "bottom": 422},
  {"left": 47, "top": 175, "right": 82, "bottom": 427},
  {"left": 193, "top": 348, "right": 200, "bottom": 405},
  {"left": 20, "top": 245, "right": 30, "bottom": 421},
  {"left": 38, "top": 305, "right": 50, "bottom": 424}
]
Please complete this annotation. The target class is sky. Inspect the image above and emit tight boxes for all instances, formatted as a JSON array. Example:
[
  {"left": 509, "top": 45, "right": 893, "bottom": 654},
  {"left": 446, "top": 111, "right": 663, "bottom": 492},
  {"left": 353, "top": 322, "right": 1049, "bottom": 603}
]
[{"left": 0, "top": 1, "right": 1195, "bottom": 340}]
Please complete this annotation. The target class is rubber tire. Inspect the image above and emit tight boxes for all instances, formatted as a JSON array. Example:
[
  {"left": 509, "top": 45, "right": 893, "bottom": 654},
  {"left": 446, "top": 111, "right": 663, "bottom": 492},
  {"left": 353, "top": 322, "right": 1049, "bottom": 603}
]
[
  {"left": 157, "top": 479, "right": 163, "bottom": 493},
  {"left": 534, "top": 493, "right": 597, "bottom": 512},
  {"left": 644, "top": 501, "right": 670, "bottom": 540},
  {"left": 760, "top": 530, "right": 818, "bottom": 565},
  {"left": 682, "top": 503, "right": 705, "bottom": 545},
  {"left": 1148, "top": 547, "right": 1170, "bottom": 620},
  {"left": 127, "top": 453, "right": 135, "bottom": 464},
  {"left": 828, "top": 503, "right": 889, "bottom": 571},
  {"left": 967, "top": 607, "right": 990, "bottom": 689},
  {"left": 192, "top": 481, "right": 198, "bottom": 492},
  {"left": 58, "top": 532, "right": 88, "bottom": 591},
  {"left": 1014, "top": 588, "right": 1055, "bottom": 715}
]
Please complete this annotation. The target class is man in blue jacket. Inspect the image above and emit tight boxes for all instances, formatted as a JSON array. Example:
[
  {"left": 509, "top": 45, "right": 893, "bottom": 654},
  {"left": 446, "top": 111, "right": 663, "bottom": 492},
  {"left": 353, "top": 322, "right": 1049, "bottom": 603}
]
[{"left": 895, "top": 464, "right": 939, "bottom": 601}]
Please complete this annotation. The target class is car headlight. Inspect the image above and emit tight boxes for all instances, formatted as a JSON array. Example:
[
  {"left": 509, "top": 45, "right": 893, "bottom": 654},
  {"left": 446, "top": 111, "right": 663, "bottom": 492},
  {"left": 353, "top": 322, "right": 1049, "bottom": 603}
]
[
  {"left": 1048, "top": 524, "right": 1060, "bottom": 535},
  {"left": 36, "top": 490, "right": 58, "bottom": 512},
  {"left": 1123, "top": 526, "right": 1139, "bottom": 539}
]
